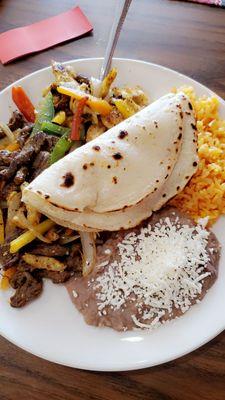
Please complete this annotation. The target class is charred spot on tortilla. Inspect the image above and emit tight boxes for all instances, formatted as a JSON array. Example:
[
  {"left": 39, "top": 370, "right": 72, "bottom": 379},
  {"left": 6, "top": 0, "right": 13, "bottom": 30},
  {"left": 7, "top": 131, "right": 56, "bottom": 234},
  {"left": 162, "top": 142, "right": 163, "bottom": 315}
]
[
  {"left": 186, "top": 111, "right": 191, "bottom": 115},
  {"left": 180, "top": 111, "right": 183, "bottom": 119},
  {"left": 179, "top": 126, "right": 182, "bottom": 131},
  {"left": 92, "top": 145, "right": 100, "bottom": 151},
  {"left": 113, "top": 176, "right": 118, "bottom": 184},
  {"left": 90, "top": 162, "right": 95, "bottom": 166},
  {"left": 156, "top": 179, "right": 159, "bottom": 183},
  {"left": 177, "top": 186, "right": 180, "bottom": 191},
  {"left": 113, "top": 152, "right": 123, "bottom": 160},
  {"left": 49, "top": 201, "right": 74, "bottom": 211},
  {"left": 165, "top": 174, "right": 169, "bottom": 179},
  {"left": 154, "top": 121, "right": 158, "bottom": 128},
  {"left": 193, "top": 161, "right": 198, "bottom": 167},
  {"left": 44, "top": 194, "right": 50, "bottom": 199},
  {"left": 37, "top": 190, "right": 42, "bottom": 195},
  {"left": 60, "top": 172, "right": 74, "bottom": 188},
  {"left": 167, "top": 166, "right": 171, "bottom": 170},
  {"left": 118, "top": 130, "right": 128, "bottom": 139},
  {"left": 83, "top": 164, "right": 88, "bottom": 170},
  {"left": 107, "top": 165, "right": 111, "bottom": 169},
  {"left": 162, "top": 193, "right": 166, "bottom": 198},
  {"left": 178, "top": 133, "right": 182, "bottom": 140},
  {"left": 188, "top": 102, "right": 193, "bottom": 110},
  {"left": 185, "top": 176, "right": 190, "bottom": 180},
  {"left": 191, "top": 123, "right": 197, "bottom": 130}
]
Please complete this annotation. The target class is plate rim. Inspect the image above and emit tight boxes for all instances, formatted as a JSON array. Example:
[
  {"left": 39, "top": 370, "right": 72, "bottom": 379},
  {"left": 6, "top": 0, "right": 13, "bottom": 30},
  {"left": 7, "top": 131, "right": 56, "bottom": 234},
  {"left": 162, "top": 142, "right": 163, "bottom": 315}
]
[
  {"left": 0, "top": 57, "right": 224, "bottom": 372},
  {"left": 1, "top": 317, "right": 224, "bottom": 372},
  {"left": 1, "top": 56, "right": 224, "bottom": 101}
]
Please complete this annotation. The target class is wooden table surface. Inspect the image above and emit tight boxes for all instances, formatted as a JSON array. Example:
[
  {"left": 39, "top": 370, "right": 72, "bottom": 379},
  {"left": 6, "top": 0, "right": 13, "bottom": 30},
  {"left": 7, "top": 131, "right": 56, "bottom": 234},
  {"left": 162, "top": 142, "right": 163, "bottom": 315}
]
[{"left": 0, "top": 0, "right": 225, "bottom": 398}]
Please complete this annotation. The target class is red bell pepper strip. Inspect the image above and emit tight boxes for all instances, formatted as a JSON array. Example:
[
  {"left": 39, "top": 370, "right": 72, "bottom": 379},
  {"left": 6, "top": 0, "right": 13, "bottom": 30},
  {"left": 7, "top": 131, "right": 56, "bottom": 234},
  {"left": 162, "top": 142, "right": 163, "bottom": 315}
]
[
  {"left": 12, "top": 86, "right": 35, "bottom": 123},
  {"left": 70, "top": 97, "right": 88, "bottom": 141}
]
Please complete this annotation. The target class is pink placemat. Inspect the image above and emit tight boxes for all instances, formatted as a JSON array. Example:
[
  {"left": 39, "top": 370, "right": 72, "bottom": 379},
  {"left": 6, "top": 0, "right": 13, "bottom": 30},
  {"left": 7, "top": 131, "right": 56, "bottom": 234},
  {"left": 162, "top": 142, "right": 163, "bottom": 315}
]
[{"left": 0, "top": 7, "right": 93, "bottom": 64}]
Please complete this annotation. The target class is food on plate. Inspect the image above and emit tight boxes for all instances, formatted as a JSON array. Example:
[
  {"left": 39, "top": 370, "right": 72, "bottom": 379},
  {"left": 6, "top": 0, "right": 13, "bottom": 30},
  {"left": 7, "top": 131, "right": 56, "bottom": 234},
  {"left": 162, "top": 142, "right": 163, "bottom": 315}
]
[
  {"left": 0, "top": 62, "right": 148, "bottom": 307},
  {"left": 170, "top": 87, "right": 225, "bottom": 224},
  {"left": 67, "top": 207, "right": 220, "bottom": 331},
  {"left": 0, "top": 61, "right": 223, "bottom": 332},
  {"left": 22, "top": 92, "right": 198, "bottom": 231}
]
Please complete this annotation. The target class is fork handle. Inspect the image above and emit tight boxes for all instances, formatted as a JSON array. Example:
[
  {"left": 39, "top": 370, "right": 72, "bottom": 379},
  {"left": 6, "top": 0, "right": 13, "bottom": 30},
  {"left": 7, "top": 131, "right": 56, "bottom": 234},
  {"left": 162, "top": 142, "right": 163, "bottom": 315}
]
[{"left": 99, "top": 0, "right": 132, "bottom": 81}]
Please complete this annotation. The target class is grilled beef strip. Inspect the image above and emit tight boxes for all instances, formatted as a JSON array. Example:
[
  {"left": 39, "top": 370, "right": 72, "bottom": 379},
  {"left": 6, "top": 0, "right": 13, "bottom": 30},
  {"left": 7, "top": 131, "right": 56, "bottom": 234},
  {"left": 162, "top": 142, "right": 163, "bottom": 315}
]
[
  {"left": 31, "top": 151, "right": 50, "bottom": 180},
  {"left": 29, "top": 243, "right": 69, "bottom": 257},
  {"left": 0, "top": 150, "right": 18, "bottom": 166},
  {"left": 10, "top": 270, "right": 43, "bottom": 308},
  {"left": 0, "top": 109, "right": 83, "bottom": 307},
  {"left": 0, "top": 131, "right": 46, "bottom": 183},
  {"left": 0, "top": 243, "right": 20, "bottom": 270},
  {"left": 0, "top": 228, "right": 23, "bottom": 270},
  {"left": 53, "top": 93, "right": 71, "bottom": 113},
  {"left": 16, "top": 123, "right": 34, "bottom": 148},
  {"left": 8, "top": 241, "right": 82, "bottom": 307},
  {"left": 0, "top": 131, "right": 59, "bottom": 198},
  {"left": 43, "top": 135, "right": 58, "bottom": 152},
  {"left": 8, "top": 111, "right": 26, "bottom": 131},
  {"left": 14, "top": 166, "right": 29, "bottom": 185}
]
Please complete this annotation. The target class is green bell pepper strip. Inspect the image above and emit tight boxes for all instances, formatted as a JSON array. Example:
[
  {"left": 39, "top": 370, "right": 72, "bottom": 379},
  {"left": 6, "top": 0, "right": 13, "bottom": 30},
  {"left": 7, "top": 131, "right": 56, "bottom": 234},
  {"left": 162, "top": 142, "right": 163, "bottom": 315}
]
[
  {"left": 50, "top": 133, "right": 72, "bottom": 164},
  {"left": 50, "top": 136, "right": 82, "bottom": 165},
  {"left": 41, "top": 121, "right": 70, "bottom": 137},
  {"left": 32, "top": 92, "right": 55, "bottom": 136}
]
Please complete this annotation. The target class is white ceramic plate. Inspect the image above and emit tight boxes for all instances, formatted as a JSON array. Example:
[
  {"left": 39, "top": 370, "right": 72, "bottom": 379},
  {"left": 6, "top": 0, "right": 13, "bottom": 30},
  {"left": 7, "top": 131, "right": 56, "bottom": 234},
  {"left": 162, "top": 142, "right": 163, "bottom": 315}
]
[{"left": 0, "top": 58, "right": 225, "bottom": 372}]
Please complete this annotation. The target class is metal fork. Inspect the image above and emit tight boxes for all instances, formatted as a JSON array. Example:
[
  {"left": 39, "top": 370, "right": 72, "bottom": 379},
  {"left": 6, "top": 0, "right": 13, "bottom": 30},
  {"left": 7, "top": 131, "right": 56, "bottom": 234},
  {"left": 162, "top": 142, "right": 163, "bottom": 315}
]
[{"left": 99, "top": 0, "right": 132, "bottom": 81}]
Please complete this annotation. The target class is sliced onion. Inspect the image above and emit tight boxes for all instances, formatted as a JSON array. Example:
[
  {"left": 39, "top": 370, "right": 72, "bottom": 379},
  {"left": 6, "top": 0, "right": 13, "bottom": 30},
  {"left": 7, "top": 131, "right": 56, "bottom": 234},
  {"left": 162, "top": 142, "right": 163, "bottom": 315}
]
[
  {"left": 79, "top": 231, "right": 96, "bottom": 276},
  {"left": 0, "top": 122, "right": 15, "bottom": 142},
  {"left": 17, "top": 211, "right": 51, "bottom": 243},
  {"left": 90, "top": 77, "right": 102, "bottom": 97},
  {"left": 60, "top": 234, "right": 80, "bottom": 245},
  {"left": 13, "top": 207, "right": 28, "bottom": 229}
]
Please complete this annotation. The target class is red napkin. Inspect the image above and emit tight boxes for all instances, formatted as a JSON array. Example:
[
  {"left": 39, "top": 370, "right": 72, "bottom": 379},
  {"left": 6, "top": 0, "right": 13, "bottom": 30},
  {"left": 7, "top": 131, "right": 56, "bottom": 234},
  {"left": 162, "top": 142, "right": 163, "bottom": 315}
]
[{"left": 0, "top": 7, "right": 93, "bottom": 64}]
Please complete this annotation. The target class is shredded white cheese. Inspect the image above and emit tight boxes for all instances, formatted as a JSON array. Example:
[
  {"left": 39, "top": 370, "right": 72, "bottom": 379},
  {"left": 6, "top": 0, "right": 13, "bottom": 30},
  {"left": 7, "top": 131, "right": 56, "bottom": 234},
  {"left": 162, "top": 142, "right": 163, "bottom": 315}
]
[
  {"left": 72, "top": 289, "right": 78, "bottom": 298},
  {"left": 93, "top": 217, "right": 211, "bottom": 329},
  {"left": 98, "top": 261, "right": 110, "bottom": 268},
  {"left": 104, "top": 249, "right": 111, "bottom": 255}
]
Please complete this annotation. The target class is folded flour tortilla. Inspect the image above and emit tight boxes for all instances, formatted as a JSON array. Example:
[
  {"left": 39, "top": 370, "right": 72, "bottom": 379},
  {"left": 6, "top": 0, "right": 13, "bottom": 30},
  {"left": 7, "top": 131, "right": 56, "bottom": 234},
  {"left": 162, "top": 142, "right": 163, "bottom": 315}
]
[{"left": 23, "top": 92, "right": 198, "bottom": 231}]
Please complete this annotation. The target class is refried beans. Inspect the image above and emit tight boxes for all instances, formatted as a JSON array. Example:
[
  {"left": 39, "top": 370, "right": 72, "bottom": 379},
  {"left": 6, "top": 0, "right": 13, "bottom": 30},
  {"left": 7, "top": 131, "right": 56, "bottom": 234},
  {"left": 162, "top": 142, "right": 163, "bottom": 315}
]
[{"left": 66, "top": 207, "right": 220, "bottom": 331}]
